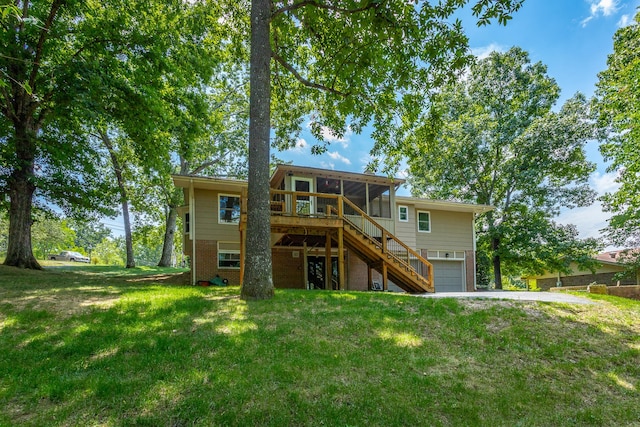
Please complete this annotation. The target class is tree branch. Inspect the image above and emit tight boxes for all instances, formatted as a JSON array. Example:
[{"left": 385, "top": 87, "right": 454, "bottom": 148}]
[
  {"left": 29, "top": 0, "right": 64, "bottom": 90},
  {"left": 271, "top": 50, "right": 349, "bottom": 97},
  {"left": 271, "top": 0, "right": 378, "bottom": 18}
]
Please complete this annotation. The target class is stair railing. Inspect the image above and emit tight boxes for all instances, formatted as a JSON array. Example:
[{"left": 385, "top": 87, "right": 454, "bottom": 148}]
[{"left": 340, "top": 197, "right": 434, "bottom": 288}]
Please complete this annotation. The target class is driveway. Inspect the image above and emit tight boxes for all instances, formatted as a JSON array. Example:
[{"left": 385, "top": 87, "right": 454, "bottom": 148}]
[{"left": 416, "top": 291, "right": 595, "bottom": 304}]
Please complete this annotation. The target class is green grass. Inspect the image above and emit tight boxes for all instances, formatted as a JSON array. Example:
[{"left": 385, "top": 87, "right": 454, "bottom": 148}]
[{"left": 0, "top": 265, "right": 638, "bottom": 426}]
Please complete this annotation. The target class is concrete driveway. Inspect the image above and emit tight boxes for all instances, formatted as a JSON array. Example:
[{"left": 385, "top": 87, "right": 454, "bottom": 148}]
[{"left": 416, "top": 291, "right": 595, "bottom": 304}]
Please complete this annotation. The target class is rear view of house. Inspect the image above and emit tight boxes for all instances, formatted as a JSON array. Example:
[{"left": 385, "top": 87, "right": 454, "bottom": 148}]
[{"left": 173, "top": 165, "right": 492, "bottom": 292}]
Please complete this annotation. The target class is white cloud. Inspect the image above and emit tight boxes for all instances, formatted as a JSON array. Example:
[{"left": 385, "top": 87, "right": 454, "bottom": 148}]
[
  {"left": 556, "top": 171, "right": 620, "bottom": 243},
  {"left": 327, "top": 151, "right": 352, "bottom": 165},
  {"left": 591, "top": 170, "right": 620, "bottom": 194},
  {"left": 319, "top": 161, "right": 336, "bottom": 170},
  {"left": 471, "top": 43, "right": 506, "bottom": 60},
  {"left": 581, "top": 0, "right": 619, "bottom": 27},
  {"left": 288, "top": 138, "right": 308, "bottom": 153},
  {"left": 618, "top": 14, "right": 632, "bottom": 27}
]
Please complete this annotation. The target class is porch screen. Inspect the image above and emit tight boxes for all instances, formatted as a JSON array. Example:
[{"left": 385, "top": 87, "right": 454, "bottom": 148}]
[{"left": 368, "top": 184, "right": 391, "bottom": 218}]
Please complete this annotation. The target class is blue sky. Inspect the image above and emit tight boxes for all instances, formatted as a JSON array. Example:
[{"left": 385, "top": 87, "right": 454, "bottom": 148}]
[{"left": 276, "top": 0, "right": 640, "bottom": 246}]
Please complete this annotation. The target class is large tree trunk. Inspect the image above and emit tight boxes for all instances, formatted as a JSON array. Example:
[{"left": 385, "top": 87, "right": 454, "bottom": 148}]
[
  {"left": 241, "top": 0, "right": 273, "bottom": 300},
  {"left": 4, "top": 122, "right": 41, "bottom": 269},
  {"left": 158, "top": 203, "right": 177, "bottom": 267},
  {"left": 492, "top": 236, "right": 503, "bottom": 290},
  {"left": 101, "top": 131, "right": 135, "bottom": 268}
]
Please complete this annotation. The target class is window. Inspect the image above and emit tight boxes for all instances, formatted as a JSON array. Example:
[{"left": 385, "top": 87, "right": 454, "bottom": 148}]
[
  {"left": 219, "top": 194, "right": 241, "bottom": 224},
  {"left": 218, "top": 242, "right": 241, "bottom": 269},
  {"left": 417, "top": 211, "right": 431, "bottom": 232},
  {"left": 398, "top": 206, "right": 408, "bottom": 222},
  {"left": 184, "top": 213, "right": 190, "bottom": 233}
]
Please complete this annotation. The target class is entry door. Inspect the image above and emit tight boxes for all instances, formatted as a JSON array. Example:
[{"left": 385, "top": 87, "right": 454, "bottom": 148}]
[{"left": 294, "top": 177, "right": 314, "bottom": 215}]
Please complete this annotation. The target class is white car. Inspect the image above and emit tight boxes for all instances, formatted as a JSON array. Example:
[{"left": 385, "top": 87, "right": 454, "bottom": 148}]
[{"left": 49, "top": 251, "right": 90, "bottom": 263}]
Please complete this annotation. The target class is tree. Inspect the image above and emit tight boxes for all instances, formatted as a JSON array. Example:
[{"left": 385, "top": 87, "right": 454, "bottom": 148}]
[
  {"left": 594, "top": 11, "right": 640, "bottom": 249},
  {"left": 406, "top": 47, "right": 598, "bottom": 288},
  {"left": 31, "top": 213, "right": 76, "bottom": 260},
  {"left": 241, "top": 0, "right": 525, "bottom": 300},
  {"left": 0, "top": 0, "right": 225, "bottom": 269},
  {"left": 69, "top": 220, "right": 112, "bottom": 257}
]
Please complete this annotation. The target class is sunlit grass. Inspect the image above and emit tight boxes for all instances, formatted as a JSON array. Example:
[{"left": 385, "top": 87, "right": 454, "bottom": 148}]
[{"left": 0, "top": 266, "right": 639, "bottom": 426}]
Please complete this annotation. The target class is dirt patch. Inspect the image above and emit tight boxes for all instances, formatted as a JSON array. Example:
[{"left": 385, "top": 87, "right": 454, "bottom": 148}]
[{"left": 127, "top": 272, "right": 190, "bottom": 285}]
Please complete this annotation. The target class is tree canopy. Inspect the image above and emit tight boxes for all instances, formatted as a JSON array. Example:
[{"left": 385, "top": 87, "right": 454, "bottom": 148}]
[
  {"left": 595, "top": 11, "right": 640, "bottom": 248},
  {"left": 0, "top": 0, "right": 235, "bottom": 268},
  {"left": 241, "top": 0, "right": 525, "bottom": 300},
  {"left": 407, "top": 47, "right": 599, "bottom": 288}
]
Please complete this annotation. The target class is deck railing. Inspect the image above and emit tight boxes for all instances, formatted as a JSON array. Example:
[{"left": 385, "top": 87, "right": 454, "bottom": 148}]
[{"left": 243, "top": 189, "right": 433, "bottom": 289}]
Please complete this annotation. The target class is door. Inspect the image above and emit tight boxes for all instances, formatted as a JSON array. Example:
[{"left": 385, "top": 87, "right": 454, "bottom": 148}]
[
  {"left": 431, "top": 260, "right": 465, "bottom": 292},
  {"left": 307, "top": 256, "right": 339, "bottom": 290},
  {"left": 294, "top": 177, "right": 314, "bottom": 215}
]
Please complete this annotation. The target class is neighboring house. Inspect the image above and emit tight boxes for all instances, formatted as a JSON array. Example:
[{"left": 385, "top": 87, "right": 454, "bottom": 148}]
[
  {"left": 173, "top": 165, "right": 492, "bottom": 293},
  {"left": 523, "top": 250, "right": 640, "bottom": 290}
]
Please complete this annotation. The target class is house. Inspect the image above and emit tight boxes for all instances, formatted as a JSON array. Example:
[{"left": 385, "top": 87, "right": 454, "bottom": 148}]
[
  {"left": 523, "top": 250, "right": 640, "bottom": 290},
  {"left": 172, "top": 165, "right": 492, "bottom": 293}
]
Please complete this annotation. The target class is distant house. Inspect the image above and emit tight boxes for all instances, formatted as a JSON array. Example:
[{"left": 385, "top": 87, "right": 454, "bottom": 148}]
[
  {"left": 172, "top": 165, "right": 492, "bottom": 293},
  {"left": 523, "top": 250, "right": 640, "bottom": 290}
]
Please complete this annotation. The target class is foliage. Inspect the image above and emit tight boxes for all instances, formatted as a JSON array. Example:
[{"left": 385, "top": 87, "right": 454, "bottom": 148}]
[
  {"left": 594, "top": 12, "right": 640, "bottom": 249},
  {"left": 0, "top": 269, "right": 639, "bottom": 425},
  {"left": 407, "top": 47, "right": 599, "bottom": 287},
  {"left": 69, "top": 220, "right": 112, "bottom": 254},
  {"left": 91, "top": 237, "right": 125, "bottom": 266},
  {"left": 242, "top": 0, "right": 525, "bottom": 299},
  {"left": 31, "top": 213, "right": 77, "bottom": 260},
  {"left": 0, "top": 0, "right": 233, "bottom": 268}
]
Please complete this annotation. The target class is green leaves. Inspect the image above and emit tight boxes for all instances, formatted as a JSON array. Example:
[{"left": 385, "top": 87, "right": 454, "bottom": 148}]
[
  {"left": 594, "top": 11, "right": 640, "bottom": 248},
  {"left": 407, "top": 47, "right": 599, "bottom": 281}
]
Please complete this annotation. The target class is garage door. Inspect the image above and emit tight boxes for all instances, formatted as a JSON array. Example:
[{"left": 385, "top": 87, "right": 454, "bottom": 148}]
[{"left": 431, "top": 260, "right": 465, "bottom": 292}]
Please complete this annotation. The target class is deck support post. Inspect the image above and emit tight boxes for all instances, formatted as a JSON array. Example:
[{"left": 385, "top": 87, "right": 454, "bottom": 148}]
[
  {"left": 382, "top": 262, "right": 388, "bottom": 291},
  {"left": 325, "top": 231, "right": 332, "bottom": 290},
  {"left": 303, "top": 241, "right": 308, "bottom": 289},
  {"left": 338, "top": 227, "right": 345, "bottom": 290},
  {"left": 367, "top": 265, "right": 372, "bottom": 291}
]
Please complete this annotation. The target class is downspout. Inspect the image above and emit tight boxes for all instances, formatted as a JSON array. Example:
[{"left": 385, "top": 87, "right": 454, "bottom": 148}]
[
  {"left": 472, "top": 215, "right": 477, "bottom": 291},
  {"left": 189, "top": 179, "right": 196, "bottom": 286}
]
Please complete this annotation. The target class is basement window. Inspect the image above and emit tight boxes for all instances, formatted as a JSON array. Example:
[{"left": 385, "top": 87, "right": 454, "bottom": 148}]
[{"left": 218, "top": 242, "right": 241, "bottom": 269}]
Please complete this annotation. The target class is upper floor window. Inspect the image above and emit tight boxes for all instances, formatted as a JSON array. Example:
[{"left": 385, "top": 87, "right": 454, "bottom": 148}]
[
  {"left": 219, "top": 194, "right": 241, "bottom": 224},
  {"left": 417, "top": 211, "right": 431, "bottom": 232},
  {"left": 398, "top": 206, "right": 408, "bottom": 222},
  {"left": 184, "top": 213, "right": 190, "bottom": 233}
]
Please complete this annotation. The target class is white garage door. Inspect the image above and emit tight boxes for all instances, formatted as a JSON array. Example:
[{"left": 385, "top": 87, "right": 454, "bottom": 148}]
[{"left": 431, "top": 260, "right": 465, "bottom": 292}]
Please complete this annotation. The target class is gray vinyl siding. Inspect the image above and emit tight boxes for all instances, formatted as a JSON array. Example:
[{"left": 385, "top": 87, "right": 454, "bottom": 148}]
[
  {"left": 394, "top": 205, "right": 417, "bottom": 249},
  {"left": 415, "top": 209, "right": 473, "bottom": 251},
  {"left": 194, "top": 189, "right": 241, "bottom": 242}
]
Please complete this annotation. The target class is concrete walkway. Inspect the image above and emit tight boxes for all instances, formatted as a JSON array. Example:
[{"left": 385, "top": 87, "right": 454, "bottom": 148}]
[{"left": 416, "top": 291, "right": 595, "bottom": 304}]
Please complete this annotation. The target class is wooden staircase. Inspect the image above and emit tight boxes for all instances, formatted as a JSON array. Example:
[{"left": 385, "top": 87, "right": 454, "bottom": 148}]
[
  {"left": 337, "top": 198, "right": 434, "bottom": 293},
  {"left": 241, "top": 189, "right": 435, "bottom": 293}
]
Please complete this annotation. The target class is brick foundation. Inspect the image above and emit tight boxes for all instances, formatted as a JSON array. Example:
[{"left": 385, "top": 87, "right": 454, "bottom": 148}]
[{"left": 538, "top": 272, "right": 636, "bottom": 291}]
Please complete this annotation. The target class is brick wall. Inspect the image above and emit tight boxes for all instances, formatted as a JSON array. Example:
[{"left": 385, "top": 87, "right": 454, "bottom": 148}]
[
  {"left": 347, "top": 251, "right": 378, "bottom": 291},
  {"left": 194, "top": 240, "right": 241, "bottom": 285},
  {"left": 465, "top": 250, "right": 475, "bottom": 292},
  {"left": 272, "top": 248, "right": 305, "bottom": 289},
  {"left": 538, "top": 272, "right": 636, "bottom": 290}
]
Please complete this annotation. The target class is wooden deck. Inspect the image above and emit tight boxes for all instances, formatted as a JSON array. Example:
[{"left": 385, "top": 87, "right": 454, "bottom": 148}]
[{"left": 240, "top": 189, "right": 434, "bottom": 293}]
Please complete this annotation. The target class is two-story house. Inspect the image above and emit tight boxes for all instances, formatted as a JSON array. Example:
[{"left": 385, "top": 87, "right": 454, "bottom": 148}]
[{"left": 173, "top": 165, "right": 492, "bottom": 293}]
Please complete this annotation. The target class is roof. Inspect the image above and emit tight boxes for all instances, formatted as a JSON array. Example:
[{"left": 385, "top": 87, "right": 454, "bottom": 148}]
[
  {"left": 395, "top": 196, "right": 494, "bottom": 214},
  {"left": 594, "top": 249, "right": 638, "bottom": 266},
  {"left": 172, "top": 167, "right": 494, "bottom": 214},
  {"left": 270, "top": 164, "right": 405, "bottom": 188},
  {"left": 172, "top": 174, "right": 247, "bottom": 191}
]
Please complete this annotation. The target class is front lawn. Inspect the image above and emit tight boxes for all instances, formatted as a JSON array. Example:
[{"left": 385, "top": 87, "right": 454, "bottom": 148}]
[{"left": 0, "top": 265, "right": 638, "bottom": 426}]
